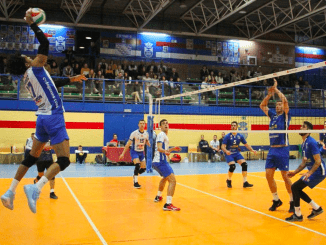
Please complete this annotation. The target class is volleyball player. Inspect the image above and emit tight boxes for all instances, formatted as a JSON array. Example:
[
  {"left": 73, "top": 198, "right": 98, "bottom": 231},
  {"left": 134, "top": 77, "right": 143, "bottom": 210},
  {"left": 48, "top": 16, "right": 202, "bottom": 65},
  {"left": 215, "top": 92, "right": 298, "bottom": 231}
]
[
  {"left": 0, "top": 11, "right": 86, "bottom": 213},
  {"left": 119, "top": 120, "right": 150, "bottom": 188},
  {"left": 260, "top": 79, "right": 294, "bottom": 212},
  {"left": 152, "top": 119, "right": 181, "bottom": 211},
  {"left": 285, "top": 121, "right": 324, "bottom": 222},
  {"left": 221, "top": 121, "right": 257, "bottom": 188}
]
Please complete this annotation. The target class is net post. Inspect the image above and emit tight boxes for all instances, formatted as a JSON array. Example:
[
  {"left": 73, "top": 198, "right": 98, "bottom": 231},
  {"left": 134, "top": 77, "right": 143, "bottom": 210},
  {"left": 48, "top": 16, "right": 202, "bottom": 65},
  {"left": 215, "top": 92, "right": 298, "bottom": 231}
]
[{"left": 146, "top": 94, "right": 153, "bottom": 173}]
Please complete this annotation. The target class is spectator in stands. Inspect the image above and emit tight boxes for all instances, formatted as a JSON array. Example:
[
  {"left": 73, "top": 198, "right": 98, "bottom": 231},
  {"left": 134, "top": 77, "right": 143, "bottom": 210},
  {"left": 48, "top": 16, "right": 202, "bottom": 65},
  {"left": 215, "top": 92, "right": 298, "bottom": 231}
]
[
  {"left": 115, "top": 65, "right": 124, "bottom": 77},
  {"left": 147, "top": 60, "right": 158, "bottom": 73},
  {"left": 99, "top": 58, "right": 108, "bottom": 71},
  {"left": 62, "top": 46, "right": 75, "bottom": 63},
  {"left": 158, "top": 60, "right": 167, "bottom": 73},
  {"left": 79, "top": 56, "right": 87, "bottom": 68},
  {"left": 254, "top": 67, "right": 262, "bottom": 77},
  {"left": 138, "top": 66, "right": 146, "bottom": 79},
  {"left": 199, "top": 135, "right": 216, "bottom": 163},
  {"left": 208, "top": 71, "right": 217, "bottom": 82},
  {"left": 158, "top": 67, "right": 166, "bottom": 80},
  {"left": 25, "top": 133, "right": 34, "bottom": 159},
  {"left": 73, "top": 63, "right": 81, "bottom": 76},
  {"left": 247, "top": 67, "right": 255, "bottom": 78},
  {"left": 138, "top": 60, "right": 145, "bottom": 74},
  {"left": 105, "top": 65, "right": 115, "bottom": 79},
  {"left": 200, "top": 65, "right": 209, "bottom": 80},
  {"left": 87, "top": 68, "right": 96, "bottom": 93},
  {"left": 303, "top": 81, "right": 312, "bottom": 100},
  {"left": 217, "top": 72, "right": 223, "bottom": 84},
  {"left": 298, "top": 76, "right": 304, "bottom": 86},
  {"left": 60, "top": 58, "right": 69, "bottom": 75},
  {"left": 130, "top": 78, "right": 142, "bottom": 104},
  {"left": 76, "top": 145, "right": 87, "bottom": 164},
  {"left": 89, "top": 41, "right": 98, "bottom": 69},
  {"left": 294, "top": 81, "right": 303, "bottom": 102},
  {"left": 210, "top": 135, "right": 221, "bottom": 161},
  {"left": 109, "top": 60, "right": 117, "bottom": 70},
  {"left": 128, "top": 61, "right": 138, "bottom": 79},
  {"left": 148, "top": 74, "right": 161, "bottom": 97},
  {"left": 50, "top": 61, "right": 60, "bottom": 76},
  {"left": 110, "top": 134, "right": 118, "bottom": 146},
  {"left": 96, "top": 63, "right": 104, "bottom": 75},
  {"left": 171, "top": 68, "right": 179, "bottom": 82},
  {"left": 81, "top": 63, "right": 90, "bottom": 76},
  {"left": 121, "top": 60, "right": 129, "bottom": 72},
  {"left": 62, "top": 64, "right": 73, "bottom": 77}
]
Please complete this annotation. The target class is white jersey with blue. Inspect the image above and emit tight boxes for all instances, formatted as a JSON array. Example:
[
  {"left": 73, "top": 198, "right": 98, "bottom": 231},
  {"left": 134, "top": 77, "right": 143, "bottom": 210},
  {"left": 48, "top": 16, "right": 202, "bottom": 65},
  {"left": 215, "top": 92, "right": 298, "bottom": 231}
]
[
  {"left": 268, "top": 110, "right": 291, "bottom": 145},
  {"left": 153, "top": 131, "right": 169, "bottom": 163},
  {"left": 129, "top": 130, "right": 149, "bottom": 152},
  {"left": 222, "top": 133, "right": 247, "bottom": 154},
  {"left": 23, "top": 67, "right": 64, "bottom": 115},
  {"left": 302, "top": 136, "right": 326, "bottom": 174}
]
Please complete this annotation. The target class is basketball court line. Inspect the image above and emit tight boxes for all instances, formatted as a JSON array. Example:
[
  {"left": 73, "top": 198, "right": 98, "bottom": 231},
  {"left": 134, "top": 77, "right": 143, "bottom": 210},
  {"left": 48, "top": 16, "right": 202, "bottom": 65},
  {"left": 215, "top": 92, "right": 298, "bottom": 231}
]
[
  {"left": 248, "top": 174, "right": 326, "bottom": 191},
  {"left": 60, "top": 173, "right": 108, "bottom": 245},
  {"left": 177, "top": 182, "right": 326, "bottom": 238}
]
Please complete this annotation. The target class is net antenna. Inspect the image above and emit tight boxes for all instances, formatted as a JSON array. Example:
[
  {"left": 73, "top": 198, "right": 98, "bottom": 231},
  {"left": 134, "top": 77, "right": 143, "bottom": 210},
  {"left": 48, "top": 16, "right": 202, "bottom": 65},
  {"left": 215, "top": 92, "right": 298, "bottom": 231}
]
[{"left": 146, "top": 93, "right": 154, "bottom": 172}]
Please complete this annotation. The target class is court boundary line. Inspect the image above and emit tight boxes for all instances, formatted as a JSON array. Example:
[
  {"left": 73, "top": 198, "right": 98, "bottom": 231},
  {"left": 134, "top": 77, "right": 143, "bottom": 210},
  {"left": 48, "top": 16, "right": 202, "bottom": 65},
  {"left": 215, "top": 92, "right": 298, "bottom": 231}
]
[
  {"left": 248, "top": 173, "right": 326, "bottom": 191},
  {"left": 177, "top": 182, "right": 326, "bottom": 238},
  {"left": 60, "top": 173, "right": 108, "bottom": 245}
]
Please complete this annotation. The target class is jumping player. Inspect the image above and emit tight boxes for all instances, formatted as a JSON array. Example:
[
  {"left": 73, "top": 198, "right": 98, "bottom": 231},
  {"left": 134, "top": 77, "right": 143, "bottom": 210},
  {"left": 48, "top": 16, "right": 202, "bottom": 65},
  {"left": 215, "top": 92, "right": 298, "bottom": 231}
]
[
  {"left": 152, "top": 119, "right": 181, "bottom": 211},
  {"left": 285, "top": 121, "right": 325, "bottom": 222},
  {"left": 120, "top": 120, "right": 150, "bottom": 188},
  {"left": 221, "top": 121, "right": 257, "bottom": 188},
  {"left": 260, "top": 79, "right": 294, "bottom": 212},
  {"left": 1, "top": 10, "right": 86, "bottom": 213}
]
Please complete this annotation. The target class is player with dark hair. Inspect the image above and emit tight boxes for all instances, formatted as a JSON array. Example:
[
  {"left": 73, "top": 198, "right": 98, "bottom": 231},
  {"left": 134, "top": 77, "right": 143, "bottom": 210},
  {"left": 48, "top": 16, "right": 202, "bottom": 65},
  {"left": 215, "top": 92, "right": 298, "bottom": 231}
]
[
  {"left": 152, "top": 119, "right": 181, "bottom": 211},
  {"left": 120, "top": 119, "right": 150, "bottom": 188},
  {"left": 222, "top": 121, "right": 256, "bottom": 188},
  {"left": 285, "top": 121, "right": 325, "bottom": 222},
  {"left": 260, "top": 79, "right": 294, "bottom": 212},
  {"left": 1, "top": 10, "right": 86, "bottom": 213}
]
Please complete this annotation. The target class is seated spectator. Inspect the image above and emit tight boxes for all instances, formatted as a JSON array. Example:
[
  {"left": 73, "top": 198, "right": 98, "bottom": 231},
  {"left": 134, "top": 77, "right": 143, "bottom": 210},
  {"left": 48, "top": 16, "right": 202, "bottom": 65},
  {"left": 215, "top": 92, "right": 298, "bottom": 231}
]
[
  {"left": 75, "top": 145, "right": 88, "bottom": 164},
  {"left": 109, "top": 60, "right": 117, "bottom": 70},
  {"left": 110, "top": 134, "right": 118, "bottom": 146},
  {"left": 115, "top": 65, "right": 124, "bottom": 77},
  {"left": 148, "top": 74, "right": 161, "bottom": 98},
  {"left": 60, "top": 58, "right": 69, "bottom": 75},
  {"left": 158, "top": 67, "right": 166, "bottom": 80},
  {"left": 79, "top": 56, "right": 87, "bottom": 68},
  {"left": 104, "top": 65, "right": 115, "bottom": 79},
  {"left": 73, "top": 63, "right": 81, "bottom": 76},
  {"left": 171, "top": 68, "right": 179, "bottom": 82},
  {"left": 158, "top": 60, "right": 167, "bottom": 73},
  {"left": 147, "top": 60, "right": 158, "bottom": 73},
  {"left": 96, "top": 63, "right": 104, "bottom": 75},
  {"left": 208, "top": 71, "right": 217, "bottom": 82},
  {"left": 63, "top": 64, "right": 73, "bottom": 77},
  {"left": 128, "top": 61, "right": 138, "bottom": 79},
  {"left": 200, "top": 65, "right": 209, "bottom": 80},
  {"left": 50, "top": 61, "right": 60, "bottom": 76},
  {"left": 138, "top": 60, "right": 146, "bottom": 74},
  {"left": 217, "top": 72, "right": 223, "bottom": 84},
  {"left": 99, "top": 58, "right": 108, "bottom": 71},
  {"left": 210, "top": 135, "right": 221, "bottom": 161},
  {"left": 199, "top": 135, "right": 216, "bottom": 163},
  {"left": 87, "top": 68, "right": 96, "bottom": 93},
  {"left": 138, "top": 66, "right": 146, "bottom": 79},
  {"left": 303, "top": 81, "right": 312, "bottom": 100},
  {"left": 81, "top": 63, "right": 90, "bottom": 76},
  {"left": 93, "top": 70, "right": 104, "bottom": 94}
]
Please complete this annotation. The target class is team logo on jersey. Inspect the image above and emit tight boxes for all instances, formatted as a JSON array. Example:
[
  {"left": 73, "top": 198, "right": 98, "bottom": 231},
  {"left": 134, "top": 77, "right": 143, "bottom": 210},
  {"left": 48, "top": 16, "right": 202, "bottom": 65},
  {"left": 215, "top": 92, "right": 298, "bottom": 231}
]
[
  {"left": 56, "top": 36, "right": 66, "bottom": 52},
  {"left": 144, "top": 42, "right": 153, "bottom": 58}
]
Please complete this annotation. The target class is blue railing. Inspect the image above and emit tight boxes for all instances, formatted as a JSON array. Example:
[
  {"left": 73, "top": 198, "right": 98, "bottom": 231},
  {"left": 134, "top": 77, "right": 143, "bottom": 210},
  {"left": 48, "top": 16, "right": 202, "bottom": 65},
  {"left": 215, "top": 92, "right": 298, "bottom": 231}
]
[{"left": 0, "top": 74, "right": 325, "bottom": 109}]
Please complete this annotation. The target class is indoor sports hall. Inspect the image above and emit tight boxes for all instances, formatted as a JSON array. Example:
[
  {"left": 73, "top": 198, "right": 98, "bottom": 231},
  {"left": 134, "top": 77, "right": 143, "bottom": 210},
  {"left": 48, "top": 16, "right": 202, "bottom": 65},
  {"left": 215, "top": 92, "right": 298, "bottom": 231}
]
[{"left": 1, "top": 0, "right": 326, "bottom": 244}]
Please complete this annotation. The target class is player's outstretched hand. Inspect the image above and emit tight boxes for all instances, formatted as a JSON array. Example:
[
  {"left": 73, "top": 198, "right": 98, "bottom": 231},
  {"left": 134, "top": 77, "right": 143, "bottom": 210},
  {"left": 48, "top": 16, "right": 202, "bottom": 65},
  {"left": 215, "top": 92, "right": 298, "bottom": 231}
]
[
  {"left": 226, "top": 150, "right": 231, "bottom": 155},
  {"left": 165, "top": 150, "right": 170, "bottom": 156},
  {"left": 287, "top": 171, "right": 296, "bottom": 178},
  {"left": 174, "top": 146, "right": 181, "bottom": 152},
  {"left": 70, "top": 75, "right": 87, "bottom": 83},
  {"left": 24, "top": 8, "right": 34, "bottom": 25},
  {"left": 273, "top": 78, "right": 278, "bottom": 88},
  {"left": 119, "top": 154, "right": 124, "bottom": 160}
]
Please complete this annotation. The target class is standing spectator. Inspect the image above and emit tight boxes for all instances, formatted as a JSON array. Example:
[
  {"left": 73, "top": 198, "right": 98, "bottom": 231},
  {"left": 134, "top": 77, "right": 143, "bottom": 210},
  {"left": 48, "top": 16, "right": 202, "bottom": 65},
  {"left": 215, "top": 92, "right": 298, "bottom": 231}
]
[
  {"left": 75, "top": 145, "right": 88, "bottom": 164},
  {"left": 200, "top": 65, "right": 209, "bottom": 80},
  {"left": 210, "top": 135, "right": 221, "bottom": 161},
  {"left": 24, "top": 133, "right": 34, "bottom": 159},
  {"left": 199, "top": 135, "right": 216, "bottom": 163},
  {"left": 80, "top": 63, "right": 90, "bottom": 76}
]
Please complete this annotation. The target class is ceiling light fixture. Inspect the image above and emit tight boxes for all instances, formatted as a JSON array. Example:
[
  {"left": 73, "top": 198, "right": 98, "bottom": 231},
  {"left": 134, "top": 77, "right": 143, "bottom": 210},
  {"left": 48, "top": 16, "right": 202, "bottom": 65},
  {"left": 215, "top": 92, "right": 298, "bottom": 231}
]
[
  {"left": 85, "top": 37, "right": 92, "bottom": 39},
  {"left": 79, "top": 47, "right": 85, "bottom": 49},
  {"left": 179, "top": 0, "right": 187, "bottom": 8},
  {"left": 239, "top": 10, "right": 246, "bottom": 14}
]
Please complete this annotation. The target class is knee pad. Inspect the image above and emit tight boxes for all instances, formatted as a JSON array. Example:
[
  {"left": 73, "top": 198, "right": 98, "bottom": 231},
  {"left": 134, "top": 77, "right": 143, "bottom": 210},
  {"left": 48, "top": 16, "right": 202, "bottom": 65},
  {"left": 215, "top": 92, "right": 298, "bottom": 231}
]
[
  {"left": 229, "top": 164, "right": 236, "bottom": 173},
  {"left": 57, "top": 157, "right": 70, "bottom": 171},
  {"left": 139, "top": 168, "right": 146, "bottom": 174},
  {"left": 134, "top": 163, "right": 140, "bottom": 175},
  {"left": 22, "top": 154, "right": 38, "bottom": 168},
  {"left": 241, "top": 162, "right": 248, "bottom": 172}
]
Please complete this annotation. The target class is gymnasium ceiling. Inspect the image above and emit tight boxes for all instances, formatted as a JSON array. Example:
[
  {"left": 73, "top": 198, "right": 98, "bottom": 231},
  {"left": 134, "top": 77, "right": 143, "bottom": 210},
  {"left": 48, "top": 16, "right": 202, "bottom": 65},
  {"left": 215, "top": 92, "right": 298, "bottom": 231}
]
[{"left": 1, "top": 0, "right": 326, "bottom": 46}]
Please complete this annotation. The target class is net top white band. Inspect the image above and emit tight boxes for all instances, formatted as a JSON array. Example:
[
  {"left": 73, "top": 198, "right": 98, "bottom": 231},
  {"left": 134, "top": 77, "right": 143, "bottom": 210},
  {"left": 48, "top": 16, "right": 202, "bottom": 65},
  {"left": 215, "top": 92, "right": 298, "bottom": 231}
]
[
  {"left": 155, "top": 61, "right": 326, "bottom": 101},
  {"left": 154, "top": 130, "right": 326, "bottom": 134}
]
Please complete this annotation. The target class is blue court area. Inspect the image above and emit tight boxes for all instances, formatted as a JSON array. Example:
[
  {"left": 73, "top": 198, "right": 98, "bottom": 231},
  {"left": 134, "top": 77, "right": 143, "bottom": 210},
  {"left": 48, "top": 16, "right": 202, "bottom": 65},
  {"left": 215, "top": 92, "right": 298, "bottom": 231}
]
[{"left": 0, "top": 159, "right": 307, "bottom": 179}]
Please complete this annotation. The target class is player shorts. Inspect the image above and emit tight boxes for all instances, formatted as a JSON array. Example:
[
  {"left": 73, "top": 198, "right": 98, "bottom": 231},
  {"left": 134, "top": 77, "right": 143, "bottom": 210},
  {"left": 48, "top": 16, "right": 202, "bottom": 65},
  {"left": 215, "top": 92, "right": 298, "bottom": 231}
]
[
  {"left": 36, "top": 160, "right": 53, "bottom": 173},
  {"left": 301, "top": 167, "right": 326, "bottom": 189},
  {"left": 225, "top": 152, "right": 244, "bottom": 163},
  {"left": 265, "top": 146, "right": 289, "bottom": 171},
  {"left": 35, "top": 114, "right": 69, "bottom": 145},
  {"left": 153, "top": 160, "right": 174, "bottom": 178},
  {"left": 130, "top": 149, "right": 145, "bottom": 162},
  {"left": 24, "top": 149, "right": 31, "bottom": 159}
]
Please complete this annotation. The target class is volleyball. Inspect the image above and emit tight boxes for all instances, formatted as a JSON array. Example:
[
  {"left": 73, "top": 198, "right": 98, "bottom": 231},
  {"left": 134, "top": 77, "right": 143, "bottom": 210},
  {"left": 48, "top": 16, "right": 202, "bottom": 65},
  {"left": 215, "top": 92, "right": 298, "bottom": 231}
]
[{"left": 27, "top": 8, "right": 46, "bottom": 26}]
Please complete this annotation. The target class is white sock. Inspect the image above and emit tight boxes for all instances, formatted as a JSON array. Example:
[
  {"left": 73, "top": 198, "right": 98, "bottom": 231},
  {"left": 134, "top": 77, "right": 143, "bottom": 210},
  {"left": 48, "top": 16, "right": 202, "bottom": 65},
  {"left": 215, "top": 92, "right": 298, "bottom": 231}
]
[
  {"left": 133, "top": 175, "right": 138, "bottom": 183},
  {"left": 243, "top": 176, "right": 247, "bottom": 183},
  {"left": 227, "top": 177, "right": 232, "bottom": 180},
  {"left": 9, "top": 179, "right": 19, "bottom": 194},
  {"left": 289, "top": 193, "right": 293, "bottom": 202},
  {"left": 50, "top": 189, "right": 54, "bottom": 193},
  {"left": 309, "top": 200, "right": 320, "bottom": 210},
  {"left": 294, "top": 206, "right": 302, "bottom": 216},
  {"left": 36, "top": 176, "right": 48, "bottom": 191},
  {"left": 272, "top": 192, "right": 279, "bottom": 201},
  {"left": 157, "top": 191, "right": 162, "bottom": 197},
  {"left": 166, "top": 196, "right": 172, "bottom": 204}
]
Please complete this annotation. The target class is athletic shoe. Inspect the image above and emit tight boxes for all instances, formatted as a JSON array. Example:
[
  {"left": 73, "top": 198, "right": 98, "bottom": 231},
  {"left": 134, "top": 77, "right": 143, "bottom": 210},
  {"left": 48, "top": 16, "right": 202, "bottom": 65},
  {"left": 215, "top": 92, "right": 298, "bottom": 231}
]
[
  {"left": 50, "top": 192, "right": 58, "bottom": 199},
  {"left": 154, "top": 196, "right": 163, "bottom": 202},
  {"left": 243, "top": 181, "right": 253, "bottom": 188},
  {"left": 24, "top": 184, "right": 40, "bottom": 214},
  {"left": 285, "top": 213, "right": 303, "bottom": 222},
  {"left": 307, "top": 207, "right": 323, "bottom": 219},
  {"left": 289, "top": 201, "right": 295, "bottom": 213},
  {"left": 134, "top": 182, "right": 141, "bottom": 189},
  {"left": 269, "top": 199, "right": 283, "bottom": 211},
  {"left": 163, "top": 203, "right": 180, "bottom": 211},
  {"left": 208, "top": 160, "right": 211, "bottom": 163},
  {"left": 1, "top": 190, "right": 15, "bottom": 210},
  {"left": 226, "top": 179, "right": 232, "bottom": 188}
]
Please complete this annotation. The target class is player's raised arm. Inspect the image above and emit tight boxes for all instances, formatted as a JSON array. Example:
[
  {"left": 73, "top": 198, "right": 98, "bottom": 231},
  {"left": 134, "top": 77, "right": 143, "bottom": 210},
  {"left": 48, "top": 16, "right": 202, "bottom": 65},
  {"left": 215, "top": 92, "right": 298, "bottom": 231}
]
[
  {"left": 273, "top": 79, "right": 289, "bottom": 114},
  {"left": 260, "top": 86, "right": 274, "bottom": 116},
  {"left": 24, "top": 9, "right": 49, "bottom": 67}
]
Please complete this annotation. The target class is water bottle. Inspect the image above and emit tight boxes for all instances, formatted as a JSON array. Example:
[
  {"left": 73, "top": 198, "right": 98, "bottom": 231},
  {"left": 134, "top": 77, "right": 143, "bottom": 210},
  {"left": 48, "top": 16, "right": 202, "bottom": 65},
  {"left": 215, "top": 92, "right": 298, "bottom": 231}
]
[
  {"left": 184, "top": 157, "right": 188, "bottom": 163},
  {"left": 118, "top": 142, "right": 120, "bottom": 147},
  {"left": 258, "top": 148, "right": 261, "bottom": 160},
  {"left": 195, "top": 154, "right": 198, "bottom": 162}
]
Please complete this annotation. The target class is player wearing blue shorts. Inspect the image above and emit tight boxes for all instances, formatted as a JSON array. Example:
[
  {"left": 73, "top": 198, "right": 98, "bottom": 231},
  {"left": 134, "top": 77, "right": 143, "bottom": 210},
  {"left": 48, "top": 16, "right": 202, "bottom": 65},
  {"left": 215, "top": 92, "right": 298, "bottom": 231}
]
[
  {"left": 152, "top": 119, "right": 181, "bottom": 211},
  {"left": 286, "top": 121, "right": 325, "bottom": 222},
  {"left": 222, "top": 121, "right": 257, "bottom": 188},
  {"left": 120, "top": 120, "right": 150, "bottom": 188},
  {"left": 260, "top": 79, "right": 294, "bottom": 212},
  {"left": 0, "top": 11, "right": 86, "bottom": 213}
]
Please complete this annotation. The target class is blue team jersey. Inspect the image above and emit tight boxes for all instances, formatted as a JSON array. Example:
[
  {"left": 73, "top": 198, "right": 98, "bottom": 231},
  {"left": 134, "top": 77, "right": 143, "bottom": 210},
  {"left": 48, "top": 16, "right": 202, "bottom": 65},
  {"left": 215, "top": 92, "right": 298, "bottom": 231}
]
[
  {"left": 302, "top": 136, "right": 326, "bottom": 173},
  {"left": 222, "top": 133, "right": 247, "bottom": 154},
  {"left": 23, "top": 67, "right": 64, "bottom": 115},
  {"left": 268, "top": 110, "right": 291, "bottom": 146},
  {"left": 319, "top": 133, "right": 326, "bottom": 143}
]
